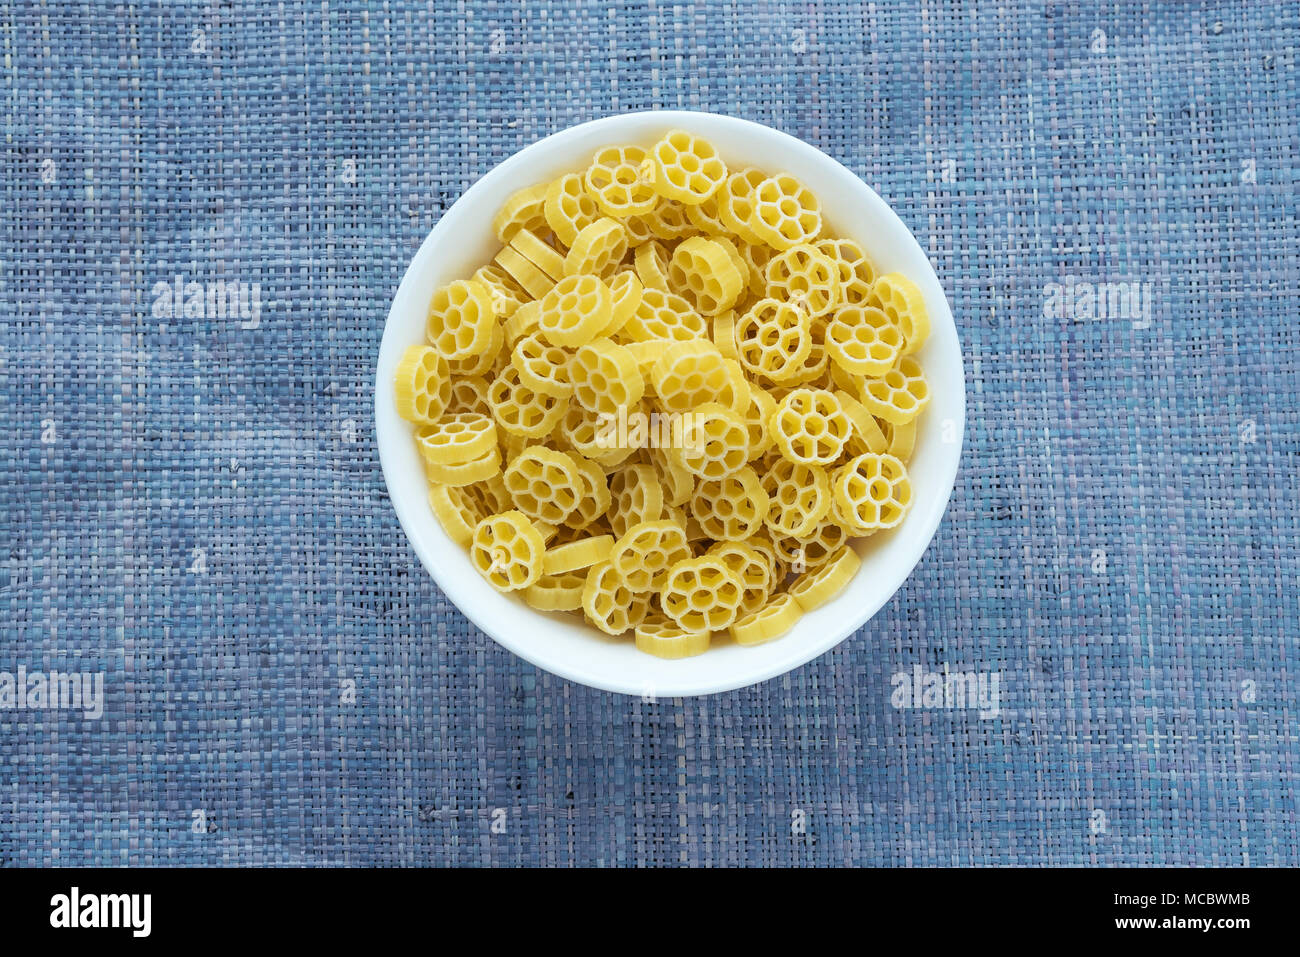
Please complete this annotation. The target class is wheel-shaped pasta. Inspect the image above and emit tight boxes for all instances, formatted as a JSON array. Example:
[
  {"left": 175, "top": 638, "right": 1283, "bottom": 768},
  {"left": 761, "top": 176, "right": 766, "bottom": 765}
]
[
  {"left": 769, "top": 388, "right": 852, "bottom": 465},
  {"left": 571, "top": 337, "right": 645, "bottom": 415},
  {"left": 414, "top": 412, "right": 498, "bottom": 465},
  {"left": 730, "top": 592, "right": 803, "bottom": 646},
  {"left": 425, "top": 279, "right": 497, "bottom": 360},
  {"left": 866, "top": 272, "right": 930, "bottom": 354},
  {"left": 705, "top": 541, "right": 772, "bottom": 617},
  {"left": 671, "top": 402, "right": 749, "bottom": 480},
  {"left": 610, "top": 519, "right": 691, "bottom": 591},
  {"left": 524, "top": 570, "right": 588, "bottom": 612},
  {"left": 734, "top": 298, "right": 812, "bottom": 383},
  {"left": 660, "top": 555, "right": 745, "bottom": 632},
  {"left": 634, "top": 619, "right": 712, "bottom": 659},
  {"left": 544, "top": 172, "right": 601, "bottom": 247},
  {"left": 620, "top": 287, "right": 709, "bottom": 342},
  {"left": 788, "top": 544, "right": 861, "bottom": 611},
  {"left": 581, "top": 560, "right": 652, "bottom": 635},
  {"left": 761, "top": 457, "right": 832, "bottom": 538},
  {"left": 503, "top": 445, "right": 584, "bottom": 524},
  {"left": 471, "top": 510, "right": 546, "bottom": 591},
  {"left": 689, "top": 467, "right": 770, "bottom": 541},
  {"left": 563, "top": 217, "right": 628, "bottom": 279},
  {"left": 647, "top": 130, "right": 728, "bottom": 205},
  {"left": 492, "top": 182, "right": 550, "bottom": 242},
  {"left": 749, "top": 173, "right": 822, "bottom": 250},
  {"left": 393, "top": 344, "right": 451, "bottom": 424},
  {"left": 765, "top": 243, "right": 841, "bottom": 317},
  {"left": 668, "top": 236, "right": 744, "bottom": 316},
  {"left": 543, "top": 534, "right": 614, "bottom": 575},
  {"left": 830, "top": 452, "right": 913, "bottom": 532},
  {"left": 606, "top": 463, "right": 665, "bottom": 537},
  {"left": 487, "top": 363, "right": 569, "bottom": 439},
  {"left": 650, "top": 339, "right": 733, "bottom": 415},
  {"left": 584, "top": 145, "right": 659, "bottom": 218},
  {"left": 537, "top": 274, "right": 614, "bottom": 348},
  {"left": 826, "top": 304, "right": 903, "bottom": 378},
  {"left": 510, "top": 331, "right": 573, "bottom": 398},
  {"left": 717, "top": 168, "right": 768, "bottom": 245},
  {"left": 815, "top": 237, "right": 877, "bottom": 306},
  {"left": 860, "top": 354, "right": 930, "bottom": 425}
]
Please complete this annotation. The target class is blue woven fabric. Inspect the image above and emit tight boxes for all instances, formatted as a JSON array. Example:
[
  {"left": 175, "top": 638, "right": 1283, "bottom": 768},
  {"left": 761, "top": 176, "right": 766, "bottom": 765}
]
[{"left": 1, "top": 0, "right": 1297, "bottom": 867}]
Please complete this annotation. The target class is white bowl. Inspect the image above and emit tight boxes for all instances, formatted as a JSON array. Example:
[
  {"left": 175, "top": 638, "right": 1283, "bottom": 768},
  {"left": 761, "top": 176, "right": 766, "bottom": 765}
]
[{"left": 375, "top": 111, "right": 964, "bottom": 697}]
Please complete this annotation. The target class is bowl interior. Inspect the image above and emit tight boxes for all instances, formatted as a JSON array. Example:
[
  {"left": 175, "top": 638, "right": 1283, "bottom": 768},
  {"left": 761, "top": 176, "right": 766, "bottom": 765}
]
[{"left": 375, "top": 111, "right": 964, "bottom": 696}]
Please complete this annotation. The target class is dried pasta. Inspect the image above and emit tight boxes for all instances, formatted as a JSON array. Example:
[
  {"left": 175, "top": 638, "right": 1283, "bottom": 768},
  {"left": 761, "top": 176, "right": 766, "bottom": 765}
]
[{"left": 396, "top": 128, "right": 939, "bottom": 655}]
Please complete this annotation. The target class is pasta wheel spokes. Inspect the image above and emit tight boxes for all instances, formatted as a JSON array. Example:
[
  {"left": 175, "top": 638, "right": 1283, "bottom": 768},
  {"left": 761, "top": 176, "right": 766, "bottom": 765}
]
[
  {"left": 471, "top": 510, "right": 546, "bottom": 591},
  {"left": 770, "top": 388, "right": 852, "bottom": 465},
  {"left": 585, "top": 145, "right": 659, "bottom": 218},
  {"left": 648, "top": 130, "right": 728, "bottom": 206}
]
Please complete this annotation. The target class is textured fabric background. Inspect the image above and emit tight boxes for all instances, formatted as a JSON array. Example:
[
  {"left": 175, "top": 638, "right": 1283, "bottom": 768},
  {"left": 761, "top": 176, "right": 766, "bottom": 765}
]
[{"left": 1, "top": 0, "right": 1297, "bottom": 867}]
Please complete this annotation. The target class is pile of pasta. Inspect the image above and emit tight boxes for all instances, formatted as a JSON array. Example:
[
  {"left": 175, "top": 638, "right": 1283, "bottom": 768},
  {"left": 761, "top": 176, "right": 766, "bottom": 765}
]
[{"left": 394, "top": 130, "right": 931, "bottom": 659}]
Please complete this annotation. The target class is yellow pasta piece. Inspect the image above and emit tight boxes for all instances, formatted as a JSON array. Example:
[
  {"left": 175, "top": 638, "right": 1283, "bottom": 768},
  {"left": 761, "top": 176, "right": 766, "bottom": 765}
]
[
  {"left": 737, "top": 240, "right": 775, "bottom": 297},
  {"left": 739, "top": 383, "right": 777, "bottom": 458},
  {"left": 782, "top": 314, "right": 830, "bottom": 385},
  {"left": 503, "top": 445, "right": 583, "bottom": 524},
  {"left": 668, "top": 236, "right": 744, "bottom": 316},
  {"left": 717, "top": 168, "right": 767, "bottom": 245},
  {"left": 770, "top": 388, "right": 852, "bottom": 465},
  {"left": 423, "top": 446, "right": 501, "bottom": 486},
  {"left": 731, "top": 592, "right": 802, "bottom": 646},
  {"left": 712, "top": 309, "right": 739, "bottom": 361},
  {"left": 644, "top": 445, "right": 694, "bottom": 507},
  {"left": 610, "top": 519, "right": 691, "bottom": 591},
  {"left": 761, "top": 457, "right": 832, "bottom": 538},
  {"left": 584, "top": 145, "right": 659, "bottom": 217},
  {"left": 684, "top": 189, "right": 728, "bottom": 234},
  {"left": 543, "top": 534, "right": 614, "bottom": 575},
  {"left": 661, "top": 555, "right": 745, "bottom": 632},
  {"left": 560, "top": 402, "right": 624, "bottom": 464},
  {"left": 734, "top": 298, "right": 813, "bottom": 383},
  {"left": 425, "top": 279, "right": 497, "bottom": 360},
  {"left": 783, "top": 515, "right": 851, "bottom": 572},
  {"left": 537, "top": 274, "right": 614, "bottom": 348},
  {"left": 788, "top": 544, "right": 860, "bottom": 610},
  {"left": 473, "top": 263, "right": 529, "bottom": 318},
  {"left": 581, "top": 560, "right": 652, "bottom": 635},
  {"left": 884, "top": 417, "right": 917, "bottom": 463},
  {"left": 647, "top": 130, "right": 728, "bottom": 206},
  {"left": 705, "top": 541, "right": 771, "bottom": 616},
  {"left": 831, "top": 452, "right": 913, "bottom": 532},
  {"left": 835, "top": 388, "right": 890, "bottom": 456},
  {"left": 563, "top": 217, "right": 628, "bottom": 279},
  {"left": 495, "top": 244, "right": 555, "bottom": 300},
  {"left": 493, "top": 182, "right": 550, "bottom": 242},
  {"left": 510, "top": 331, "right": 573, "bottom": 399},
  {"left": 689, "top": 466, "right": 770, "bottom": 541},
  {"left": 503, "top": 299, "right": 542, "bottom": 345},
  {"left": 445, "top": 320, "right": 505, "bottom": 378},
  {"left": 444, "top": 375, "right": 492, "bottom": 418},
  {"left": 471, "top": 509, "right": 546, "bottom": 591},
  {"left": 671, "top": 401, "right": 749, "bottom": 480},
  {"left": 634, "top": 619, "right": 711, "bottom": 659},
  {"left": 571, "top": 337, "right": 645, "bottom": 415},
  {"left": 427, "top": 483, "right": 483, "bottom": 547},
  {"left": 544, "top": 172, "right": 601, "bottom": 248},
  {"left": 567, "top": 453, "right": 612, "bottom": 528},
  {"left": 860, "top": 354, "right": 930, "bottom": 425},
  {"left": 633, "top": 198, "right": 698, "bottom": 242},
  {"left": 601, "top": 270, "right": 644, "bottom": 338},
  {"left": 765, "top": 243, "right": 841, "bottom": 317},
  {"left": 414, "top": 412, "right": 498, "bottom": 465},
  {"left": 524, "top": 570, "right": 588, "bottom": 612},
  {"left": 487, "top": 363, "right": 569, "bottom": 439},
  {"left": 650, "top": 339, "right": 732, "bottom": 415},
  {"left": 749, "top": 173, "right": 822, "bottom": 250},
  {"left": 393, "top": 344, "right": 451, "bottom": 424},
  {"left": 634, "top": 240, "right": 672, "bottom": 292},
  {"left": 606, "top": 463, "right": 665, "bottom": 537},
  {"left": 816, "top": 237, "right": 878, "bottom": 306},
  {"left": 826, "top": 304, "right": 903, "bottom": 378},
  {"left": 620, "top": 287, "right": 709, "bottom": 343},
  {"left": 867, "top": 273, "right": 930, "bottom": 355},
  {"left": 509, "top": 227, "right": 566, "bottom": 280},
  {"left": 746, "top": 530, "right": 785, "bottom": 582}
]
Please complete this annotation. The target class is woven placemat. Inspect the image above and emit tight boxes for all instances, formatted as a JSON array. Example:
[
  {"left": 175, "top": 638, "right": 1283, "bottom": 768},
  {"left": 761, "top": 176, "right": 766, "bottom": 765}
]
[{"left": 0, "top": 0, "right": 1296, "bottom": 866}]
